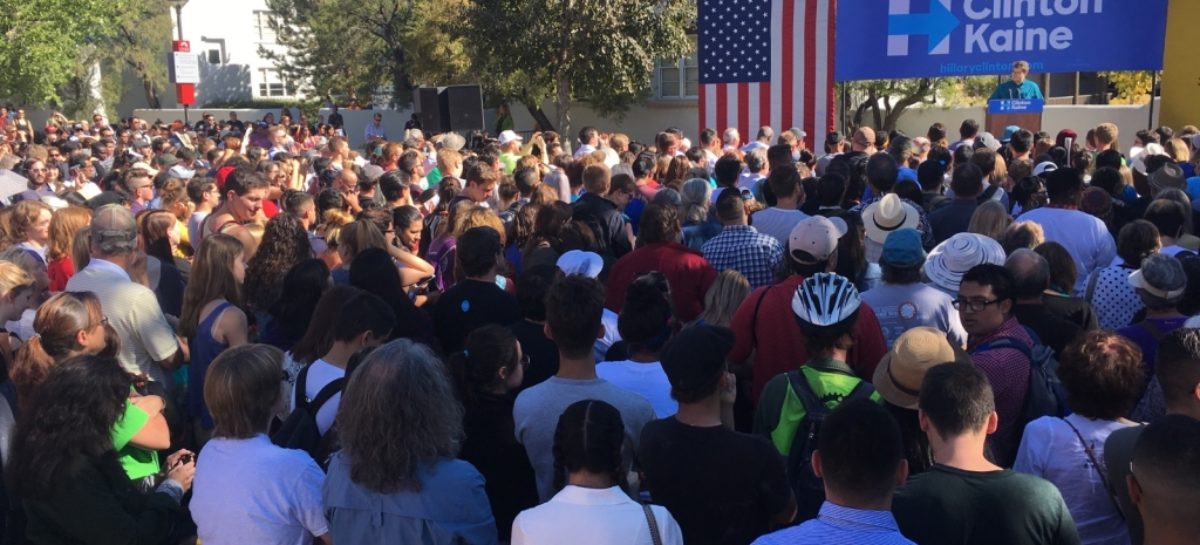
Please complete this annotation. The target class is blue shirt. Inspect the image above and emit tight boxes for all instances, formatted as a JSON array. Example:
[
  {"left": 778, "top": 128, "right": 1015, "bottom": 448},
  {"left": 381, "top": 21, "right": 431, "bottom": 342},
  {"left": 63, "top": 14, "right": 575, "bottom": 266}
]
[
  {"left": 701, "top": 224, "right": 784, "bottom": 288},
  {"left": 323, "top": 453, "right": 498, "bottom": 545},
  {"left": 752, "top": 502, "right": 916, "bottom": 545},
  {"left": 990, "top": 80, "right": 1044, "bottom": 100}
]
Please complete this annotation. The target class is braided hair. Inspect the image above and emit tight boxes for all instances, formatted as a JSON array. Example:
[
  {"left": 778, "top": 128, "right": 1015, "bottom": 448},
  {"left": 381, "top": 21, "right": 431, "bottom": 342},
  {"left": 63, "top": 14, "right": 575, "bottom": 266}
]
[{"left": 551, "top": 400, "right": 626, "bottom": 493}]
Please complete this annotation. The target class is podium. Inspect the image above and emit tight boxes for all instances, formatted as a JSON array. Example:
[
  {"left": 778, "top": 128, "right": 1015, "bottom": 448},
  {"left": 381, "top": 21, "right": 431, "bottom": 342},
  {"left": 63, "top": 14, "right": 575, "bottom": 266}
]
[{"left": 986, "top": 99, "right": 1044, "bottom": 136}]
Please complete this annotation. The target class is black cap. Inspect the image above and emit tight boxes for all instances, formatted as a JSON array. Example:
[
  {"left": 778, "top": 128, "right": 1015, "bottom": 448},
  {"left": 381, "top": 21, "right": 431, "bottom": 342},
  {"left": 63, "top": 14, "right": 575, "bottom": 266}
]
[{"left": 660, "top": 325, "right": 734, "bottom": 393}]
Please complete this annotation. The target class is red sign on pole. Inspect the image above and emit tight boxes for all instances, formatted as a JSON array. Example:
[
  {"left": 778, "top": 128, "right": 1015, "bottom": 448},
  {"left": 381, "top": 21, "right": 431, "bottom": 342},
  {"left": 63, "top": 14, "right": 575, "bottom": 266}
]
[{"left": 171, "top": 40, "right": 196, "bottom": 106}]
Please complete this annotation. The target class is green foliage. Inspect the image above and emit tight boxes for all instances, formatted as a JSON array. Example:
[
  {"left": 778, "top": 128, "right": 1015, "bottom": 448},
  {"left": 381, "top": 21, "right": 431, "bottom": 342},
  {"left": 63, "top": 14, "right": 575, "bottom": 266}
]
[
  {"left": 99, "top": 0, "right": 173, "bottom": 110},
  {"left": 1099, "top": 71, "right": 1157, "bottom": 104},
  {"left": 462, "top": 0, "right": 695, "bottom": 138},
  {"left": 0, "top": 0, "right": 124, "bottom": 107},
  {"left": 844, "top": 76, "right": 996, "bottom": 132},
  {"left": 262, "top": 0, "right": 414, "bottom": 107}
]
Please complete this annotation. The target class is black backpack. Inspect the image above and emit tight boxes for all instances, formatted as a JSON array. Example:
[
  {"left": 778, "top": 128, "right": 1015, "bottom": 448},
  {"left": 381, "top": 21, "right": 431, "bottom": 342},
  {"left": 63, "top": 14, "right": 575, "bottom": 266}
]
[
  {"left": 785, "top": 371, "right": 874, "bottom": 522},
  {"left": 270, "top": 363, "right": 344, "bottom": 469},
  {"left": 971, "top": 332, "right": 1069, "bottom": 426}
]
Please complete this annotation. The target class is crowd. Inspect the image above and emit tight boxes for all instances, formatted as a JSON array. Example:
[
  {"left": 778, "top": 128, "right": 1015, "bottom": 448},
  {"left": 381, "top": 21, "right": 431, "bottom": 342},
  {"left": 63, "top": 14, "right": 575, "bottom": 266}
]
[{"left": 0, "top": 106, "right": 1196, "bottom": 545}]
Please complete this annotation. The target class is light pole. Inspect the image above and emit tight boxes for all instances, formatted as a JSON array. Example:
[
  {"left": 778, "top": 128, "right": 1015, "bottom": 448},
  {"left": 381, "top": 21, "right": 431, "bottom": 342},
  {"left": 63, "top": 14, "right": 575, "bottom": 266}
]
[{"left": 167, "top": 0, "right": 190, "bottom": 124}]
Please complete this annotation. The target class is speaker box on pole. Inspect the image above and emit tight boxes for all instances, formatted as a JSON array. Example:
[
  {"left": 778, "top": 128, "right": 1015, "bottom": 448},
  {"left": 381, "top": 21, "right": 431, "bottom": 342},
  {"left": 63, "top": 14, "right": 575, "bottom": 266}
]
[{"left": 442, "top": 85, "right": 484, "bottom": 133}]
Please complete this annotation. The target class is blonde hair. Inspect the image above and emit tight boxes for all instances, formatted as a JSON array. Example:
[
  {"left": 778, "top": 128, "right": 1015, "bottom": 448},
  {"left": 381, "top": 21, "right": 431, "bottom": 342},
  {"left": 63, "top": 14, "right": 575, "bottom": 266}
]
[
  {"left": 1002, "top": 221, "right": 1045, "bottom": 254},
  {"left": 0, "top": 260, "right": 34, "bottom": 299},
  {"left": 10, "top": 200, "right": 50, "bottom": 244},
  {"left": 47, "top": 206, "right": 91, "bottom": 262},
  {"left": 337, "top": 220, "right": 387, "bottom": 262},
  {"left": 968, "top": 200, "right": 1012, "bottom": 240},
  {"left": 697, "top": 270, "right": 751, "bottom": 328},
  {"left": 452, "top": 206, "right": 506, "bottom": 245},
  {"left": 1095, "top": 123, "right": 1119, "bottom": 147}
]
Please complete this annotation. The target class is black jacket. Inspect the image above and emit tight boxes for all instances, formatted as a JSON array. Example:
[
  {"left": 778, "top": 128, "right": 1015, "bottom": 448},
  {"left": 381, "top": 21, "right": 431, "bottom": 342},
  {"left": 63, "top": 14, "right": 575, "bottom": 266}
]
[
  {"left": 20, "top": 452, "right": 181, "bottom": 545},
  {"left": 572, "top": 193, "right": 633, "bottom": 258}
]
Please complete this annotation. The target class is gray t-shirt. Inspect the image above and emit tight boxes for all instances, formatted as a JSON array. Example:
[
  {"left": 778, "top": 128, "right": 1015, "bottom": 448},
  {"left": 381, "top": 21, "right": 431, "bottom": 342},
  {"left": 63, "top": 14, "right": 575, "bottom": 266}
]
[
  {"left": 860, "top": 282, "right": 968, "bottom": 349},
  {"left": 750, "top": 208, "right": 809, "bottom": 247},
  {"left": 514, "top": 376, "right": 656, "bottom": 501}
]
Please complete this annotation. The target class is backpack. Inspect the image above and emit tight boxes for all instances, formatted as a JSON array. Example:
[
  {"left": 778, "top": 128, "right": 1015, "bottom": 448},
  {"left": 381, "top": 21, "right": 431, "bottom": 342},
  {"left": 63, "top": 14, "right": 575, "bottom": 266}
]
[
  {"left": 270, "top": 363, "right": 344, "bottom": 469},
  {"left": 785, "top": 371, "right": 874, "bottom": 521},
  {"left": 971, "top": 331, "right": 1069, "bottom": 426}
]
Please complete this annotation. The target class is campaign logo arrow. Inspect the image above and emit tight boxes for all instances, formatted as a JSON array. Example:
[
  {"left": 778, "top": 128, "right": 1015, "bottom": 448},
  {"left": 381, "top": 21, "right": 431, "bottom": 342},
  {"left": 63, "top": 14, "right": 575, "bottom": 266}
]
[{"left": 888, "top": 0, "right": 960, "bottom": 54}]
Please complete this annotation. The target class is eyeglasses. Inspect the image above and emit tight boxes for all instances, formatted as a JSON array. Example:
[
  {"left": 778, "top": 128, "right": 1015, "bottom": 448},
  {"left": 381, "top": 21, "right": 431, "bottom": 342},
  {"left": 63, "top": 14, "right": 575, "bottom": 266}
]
[{"left": 951, "top": 298, "right": 1001, "bottom": 313}]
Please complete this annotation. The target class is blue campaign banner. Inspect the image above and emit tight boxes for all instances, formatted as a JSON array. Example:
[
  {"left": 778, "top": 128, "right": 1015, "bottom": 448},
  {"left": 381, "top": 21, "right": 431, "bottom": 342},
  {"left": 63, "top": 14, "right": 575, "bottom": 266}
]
[
  {"left": 988, "top": 99, "right": 1044, "bottom": 114},
  {"left": 836, "top": 0, "right": 1169, "bottom": 81}
]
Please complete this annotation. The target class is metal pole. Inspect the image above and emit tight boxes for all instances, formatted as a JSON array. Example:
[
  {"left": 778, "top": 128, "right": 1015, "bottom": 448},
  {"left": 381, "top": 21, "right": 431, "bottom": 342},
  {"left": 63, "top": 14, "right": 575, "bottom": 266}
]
[
  {"left": 1147, "top": 71, "right": 1158, "bottom": 130},
  {"left": 175, "top": 5, "right": 189, "bottom": 126},
  {"left": 1073, "top": 72, "right": 1080, "bottom": 105}
]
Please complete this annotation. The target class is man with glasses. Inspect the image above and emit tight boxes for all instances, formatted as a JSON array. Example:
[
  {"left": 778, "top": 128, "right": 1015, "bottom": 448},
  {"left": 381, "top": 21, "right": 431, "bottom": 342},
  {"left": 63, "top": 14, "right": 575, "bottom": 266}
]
[
  {"left": 364, "top": 112, "right": 387, "bottom": 143},
  {"left": 956, "top": 263, "right": 1034, "bottom": 467},
  {"left": 124, "top": 169, "right": 155, "bottom": 215}
]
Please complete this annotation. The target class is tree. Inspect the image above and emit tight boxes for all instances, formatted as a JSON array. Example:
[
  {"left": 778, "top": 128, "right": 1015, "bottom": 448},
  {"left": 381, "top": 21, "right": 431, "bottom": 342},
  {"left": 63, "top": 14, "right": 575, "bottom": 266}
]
[
  {"left": 463, "top": 0, "right": 693, "bottom": 142},
  {"left": 262, "top": 0, "right": 415, "bottom": 107},
  {"left": 0, "top": 0, "right": 122, "bottom": 108},
  {"left": 101, "top": 0, "right": 173, "bottom": 109},
  {"left": 843, "top": 76, "right": 995, "bottom": 132},
  {"left": 1099, "top": 71, "right": 1157, "bottom": 104}
]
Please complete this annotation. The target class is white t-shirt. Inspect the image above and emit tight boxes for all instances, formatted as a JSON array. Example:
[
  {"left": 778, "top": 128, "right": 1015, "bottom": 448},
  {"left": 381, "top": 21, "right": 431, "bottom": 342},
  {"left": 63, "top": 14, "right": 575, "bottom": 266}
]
[
  {"left": 188, "top": 211, "right": 210, "bottom": 248},
  {"left": 751, "top": 207, "right": 810, "bottom": 247},
  {"left": 1018, "top": 207, "right": 1117, "bottom": 293},
  {"left": 304, "top": 359, "right": 345, "bottom": 436},
  {"left": 192, "top": 434, "right": 328, "bottom": 545},
  {"left": 594, "top": 308, "right": 622, "bottom": 362},
  {"left": 1014, "top": 415, "right": 1135, "bottom": 545},
  {"left": 595, "top": 360, "right": 677, "bottom": 418},
  {"left": 513, "top": 485, "right": 683, "bottom": 545}
]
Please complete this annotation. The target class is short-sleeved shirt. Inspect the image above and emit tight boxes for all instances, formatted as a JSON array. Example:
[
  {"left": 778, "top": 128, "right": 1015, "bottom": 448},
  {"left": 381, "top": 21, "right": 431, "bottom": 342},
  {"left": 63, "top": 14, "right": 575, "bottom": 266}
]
[
  {"left": 640, "top": 418, "right": 792, "bottom": 545},
  {"left": 893, "top": 464, "right": 1081, "bottom": 545},
  {"left": 303, "top": 359, "right": 345, "bottom": 436},
  {"left": 433, "top": 279, "right": 521, "bottom": 354},
  {"left": 67, "top": 259, "right": 179, "bottom": 386},
  {"left": 1019, "top": 207, "right": 1117, "bottom": 293},
  {"left": 749, "top": 208, "right": 809, "bottom": 247},
  {"left": 192, "top": 435, "right": 328, "bottom": 545},
  {"left": 861, "top": 282, "right": 967, "bottom": 349},
  {"left": 1014, "top": 415, "right": 1134, "bottom": 545},
  {"left": 595, "top": 360, "right": 676, "bottom": 418},
  {"left": 111, "top": 400, "right": 160, "bottom": 480},
  {"left": 513, "top": 376, "right": 656, "bottom": 501}
]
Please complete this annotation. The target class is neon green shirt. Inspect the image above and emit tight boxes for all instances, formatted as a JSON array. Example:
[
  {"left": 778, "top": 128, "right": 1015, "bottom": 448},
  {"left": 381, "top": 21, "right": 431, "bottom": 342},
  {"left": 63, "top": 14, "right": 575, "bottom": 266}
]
[
  {"left": 111, "top": 400, "right": 161, "bottom": 480},
  {"left": 753, "top": 359, "right": 881, "bottom": 455}
]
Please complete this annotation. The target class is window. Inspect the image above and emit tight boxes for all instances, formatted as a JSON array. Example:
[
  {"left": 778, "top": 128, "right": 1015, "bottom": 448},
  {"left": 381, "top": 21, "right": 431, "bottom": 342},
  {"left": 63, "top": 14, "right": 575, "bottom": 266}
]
[
  {"left": 206, "top": 49, "right": 221, "bottom": 64},
  {"left": 257, "top": 68, "right": 295, "bottom": 98},
  {"left": 654, "top": 48, "right": 699, "bottom": 100},
  {"left": 254, "top": 10, "right": 277, "bottom": 42},
  {"left": 201, "top": 37, "right": 225, "bottom": 65}
]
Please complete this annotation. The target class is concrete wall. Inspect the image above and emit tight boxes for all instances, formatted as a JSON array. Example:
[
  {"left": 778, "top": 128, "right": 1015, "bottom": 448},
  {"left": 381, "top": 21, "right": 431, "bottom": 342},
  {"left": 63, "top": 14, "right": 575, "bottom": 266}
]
[
  {"left": 132, "top": 108, "right": 415, "bottom": 150},
  {"left": 894, "top": 100, "right": 1161, "bottom": 155},
  {"left": 135, "top": 99, "right": 1162, "bottom": 156}
]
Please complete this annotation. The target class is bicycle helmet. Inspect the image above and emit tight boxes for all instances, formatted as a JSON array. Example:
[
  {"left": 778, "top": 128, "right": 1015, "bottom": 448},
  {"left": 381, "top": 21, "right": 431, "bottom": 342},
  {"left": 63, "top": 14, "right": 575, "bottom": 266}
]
[{"left": 791, "top": 272, "right": 861, "bottom": 327}]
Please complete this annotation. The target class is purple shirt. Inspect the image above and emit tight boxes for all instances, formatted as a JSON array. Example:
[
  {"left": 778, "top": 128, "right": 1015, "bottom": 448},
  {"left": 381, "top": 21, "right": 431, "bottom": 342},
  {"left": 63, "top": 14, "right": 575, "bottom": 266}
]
[
  {"left": 969, "top": 317, "right": 1033, "bottom": 463},
  {"left": 1117, "top": 316, "right": 1189, "bottom": 379}
]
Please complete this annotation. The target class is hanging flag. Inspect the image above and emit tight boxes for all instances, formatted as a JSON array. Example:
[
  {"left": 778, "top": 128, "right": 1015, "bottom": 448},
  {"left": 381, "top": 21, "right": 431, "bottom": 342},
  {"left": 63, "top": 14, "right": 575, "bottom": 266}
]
[{"left": 698, "top": 0, "right": 837, "bottom": 154}]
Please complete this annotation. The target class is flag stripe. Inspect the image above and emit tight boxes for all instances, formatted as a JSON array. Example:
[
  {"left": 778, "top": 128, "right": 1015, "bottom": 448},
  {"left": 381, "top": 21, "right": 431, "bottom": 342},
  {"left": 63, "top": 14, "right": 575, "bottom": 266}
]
[
  {"left": 781, "top": 0, "right": 796, "bottom": 134},
  {"left": 697, "top": 0, "right": 835, "bottom": 155}
]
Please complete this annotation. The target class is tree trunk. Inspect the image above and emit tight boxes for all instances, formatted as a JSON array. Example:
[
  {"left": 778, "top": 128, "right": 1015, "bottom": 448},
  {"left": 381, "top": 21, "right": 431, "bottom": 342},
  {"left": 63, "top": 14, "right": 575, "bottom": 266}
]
[
  {"left": 143, "top": 78, "right": 161, "bottom": 109},
  {"left": 556, "top": 68, "right": 571, "bottom": 152},
  {"left": 525, "top": 104, "right": 555, "bottom": 132}
]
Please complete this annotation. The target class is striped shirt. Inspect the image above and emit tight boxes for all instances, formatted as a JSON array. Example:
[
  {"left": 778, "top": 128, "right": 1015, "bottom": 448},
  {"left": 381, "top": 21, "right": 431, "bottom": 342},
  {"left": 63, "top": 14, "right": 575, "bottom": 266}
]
[{"left": 751, "top": 502, "right": 916, "bottom": 545}]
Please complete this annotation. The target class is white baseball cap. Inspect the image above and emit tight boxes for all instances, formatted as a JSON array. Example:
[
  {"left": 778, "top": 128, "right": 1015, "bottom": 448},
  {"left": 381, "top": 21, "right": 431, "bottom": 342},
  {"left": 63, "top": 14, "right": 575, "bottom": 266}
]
[{"left": 498, "top": 130, "right": 523, "bottom": 145}]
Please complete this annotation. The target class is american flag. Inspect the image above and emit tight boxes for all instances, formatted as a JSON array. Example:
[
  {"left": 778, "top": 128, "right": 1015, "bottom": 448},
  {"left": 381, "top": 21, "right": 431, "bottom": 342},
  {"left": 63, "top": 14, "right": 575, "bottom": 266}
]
[{"left": 698, "top": 0, "right": 836, "bottom": 154}]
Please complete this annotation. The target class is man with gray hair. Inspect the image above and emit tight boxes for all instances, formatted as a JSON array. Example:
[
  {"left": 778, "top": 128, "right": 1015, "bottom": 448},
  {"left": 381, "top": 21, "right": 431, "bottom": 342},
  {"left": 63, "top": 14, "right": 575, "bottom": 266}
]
[
  {"left": 66, "top": 205, "right": 183, "bottom": 387},
  {"left": 722, "top": 127, "right": 742, "bottom": 152},
  {"left": 1005, "top": 248, "right": 1083, "bottom": 357}
]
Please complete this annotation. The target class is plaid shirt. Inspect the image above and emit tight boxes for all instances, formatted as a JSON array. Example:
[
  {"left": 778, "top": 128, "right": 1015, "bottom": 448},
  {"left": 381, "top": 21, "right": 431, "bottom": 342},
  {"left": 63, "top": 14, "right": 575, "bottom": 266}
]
[{"left": 701, "top": 225, "right": 783, "bottom": 288}]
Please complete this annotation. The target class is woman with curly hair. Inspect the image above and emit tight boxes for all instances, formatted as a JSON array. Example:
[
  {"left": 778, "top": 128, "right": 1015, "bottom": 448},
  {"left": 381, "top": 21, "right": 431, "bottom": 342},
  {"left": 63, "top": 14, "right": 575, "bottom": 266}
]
[
  {"left": 1015, "top": 331, "right": 1144, "bottom": 545},
  {"left": 10, "top": 200, "right": 52, "bottom": 264},
  {"left": 511, "top": 399, "right": 683, "bottom": 545},
  {"left": 260, "top": 259, "right": 330, "bottom": 352},
  {"left": 179, "top": 234, "right": 248, "bottom": 437},
  {"left": 243, "top": 212, "right": 312, "bottom": 317},
  {"left": 6, "top": 356, "right": 195, "bottom": 544},
  {"left": 323, "top": 339, "right": 496, "bottom": 544}
]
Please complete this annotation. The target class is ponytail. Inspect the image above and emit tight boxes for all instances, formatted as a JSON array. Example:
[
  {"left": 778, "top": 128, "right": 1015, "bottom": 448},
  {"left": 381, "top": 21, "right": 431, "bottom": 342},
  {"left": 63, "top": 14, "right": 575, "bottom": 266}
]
[
  {"left": 11, "top": 336, "right": 58, "bottom": 413},
  {"left": 448, "top": 325, "right": 520, "bottom": 405}
]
